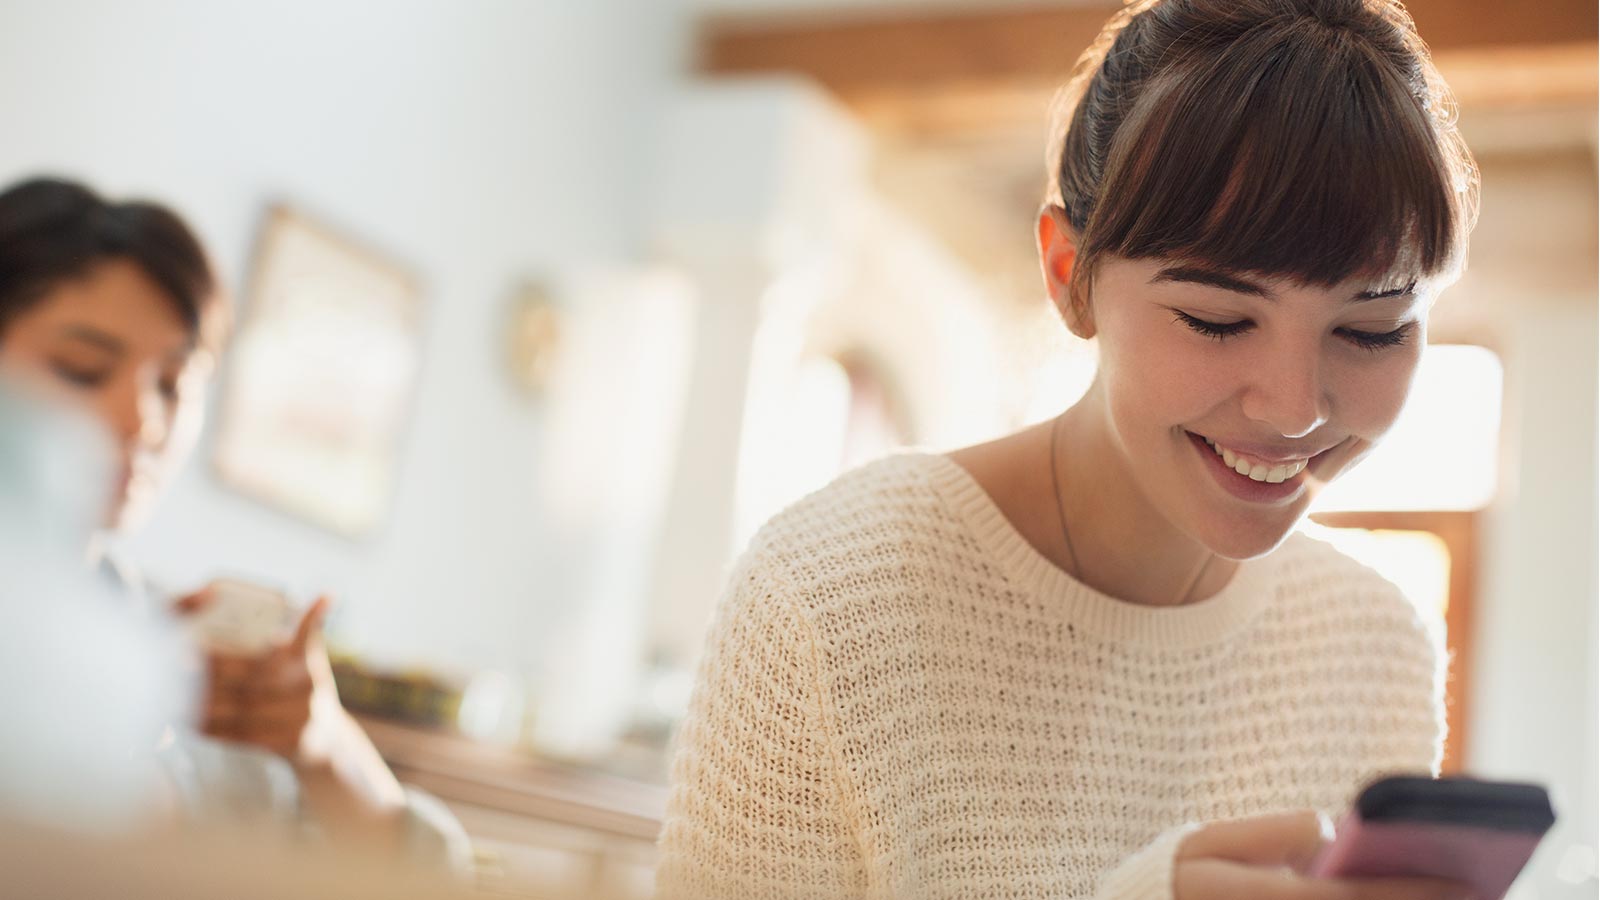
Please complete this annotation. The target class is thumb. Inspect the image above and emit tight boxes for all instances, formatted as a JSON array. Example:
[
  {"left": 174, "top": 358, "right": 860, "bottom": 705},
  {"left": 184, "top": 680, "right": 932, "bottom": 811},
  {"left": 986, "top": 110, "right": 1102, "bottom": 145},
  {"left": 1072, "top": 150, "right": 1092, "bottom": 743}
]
[
  {"left": 1177, "top": 810, "right": 1335, "bottom": 874},
  {"left": 288, "top": 595, "right": 332, "bottom": 654}
]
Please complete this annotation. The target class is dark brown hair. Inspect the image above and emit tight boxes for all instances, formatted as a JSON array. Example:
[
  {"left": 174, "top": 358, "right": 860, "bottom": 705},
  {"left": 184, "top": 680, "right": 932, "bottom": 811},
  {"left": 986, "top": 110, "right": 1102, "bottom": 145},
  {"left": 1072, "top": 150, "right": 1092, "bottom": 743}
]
[
  {"left": 0, "top": 177, "right": 224, "bottom": 349},
  {"left": 1050, "top": 0, "right": 1479, "bottom": 308}
]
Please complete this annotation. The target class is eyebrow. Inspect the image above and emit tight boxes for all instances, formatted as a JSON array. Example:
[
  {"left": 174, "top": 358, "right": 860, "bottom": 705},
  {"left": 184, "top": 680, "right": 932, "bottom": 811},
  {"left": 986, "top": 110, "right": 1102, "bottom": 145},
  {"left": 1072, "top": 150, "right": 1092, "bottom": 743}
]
[{"left": 1149, "top": 265, "right": 1415, "bottom": 303}]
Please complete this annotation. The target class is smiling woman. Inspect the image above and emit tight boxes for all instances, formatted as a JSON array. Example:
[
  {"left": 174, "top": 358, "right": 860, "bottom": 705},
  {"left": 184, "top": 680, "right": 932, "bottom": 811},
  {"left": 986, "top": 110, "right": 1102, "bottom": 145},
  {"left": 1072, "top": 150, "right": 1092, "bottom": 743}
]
[
  {"left": 1075, "top": 256, "right": 1436, "bottom": 563},
  {"left": 655, "top": 1, "right": 1484, "bottom": 899}
]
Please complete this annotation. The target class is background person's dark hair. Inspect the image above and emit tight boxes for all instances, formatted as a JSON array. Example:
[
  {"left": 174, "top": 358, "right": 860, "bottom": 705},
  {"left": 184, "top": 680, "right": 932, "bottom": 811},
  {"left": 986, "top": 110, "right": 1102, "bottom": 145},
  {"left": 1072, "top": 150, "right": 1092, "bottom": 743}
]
[
  {"left": 0, "top": 177, "right": 222, "bottom": 349},
  {"left": 1049, "top": 0, "right": 1480, "bottom": 314}
]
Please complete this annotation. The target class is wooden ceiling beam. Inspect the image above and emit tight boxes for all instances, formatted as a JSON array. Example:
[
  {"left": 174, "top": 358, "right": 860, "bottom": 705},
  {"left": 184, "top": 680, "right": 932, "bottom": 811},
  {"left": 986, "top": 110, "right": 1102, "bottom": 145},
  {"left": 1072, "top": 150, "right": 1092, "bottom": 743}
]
[
  {"left": 848, "top": 42, "right": 1599, "bottom": 139},
  {"left": 701, "top": 0, "right": 1598, "bottom": 99}
]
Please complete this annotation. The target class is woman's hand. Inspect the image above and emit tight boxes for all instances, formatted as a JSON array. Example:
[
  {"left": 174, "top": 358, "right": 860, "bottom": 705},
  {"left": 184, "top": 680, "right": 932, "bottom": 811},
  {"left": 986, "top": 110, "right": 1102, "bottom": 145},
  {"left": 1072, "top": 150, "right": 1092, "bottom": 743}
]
[{"left": 1174, "top": 811, "right": 1474, "bottom": 900}]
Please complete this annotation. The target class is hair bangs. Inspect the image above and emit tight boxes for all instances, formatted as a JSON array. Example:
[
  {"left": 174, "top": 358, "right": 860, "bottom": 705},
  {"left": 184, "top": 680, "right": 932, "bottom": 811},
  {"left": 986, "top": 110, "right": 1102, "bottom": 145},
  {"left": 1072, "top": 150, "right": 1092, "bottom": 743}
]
[{"left": 1079, "top": 19, "right": 1467, "bottom": 296}]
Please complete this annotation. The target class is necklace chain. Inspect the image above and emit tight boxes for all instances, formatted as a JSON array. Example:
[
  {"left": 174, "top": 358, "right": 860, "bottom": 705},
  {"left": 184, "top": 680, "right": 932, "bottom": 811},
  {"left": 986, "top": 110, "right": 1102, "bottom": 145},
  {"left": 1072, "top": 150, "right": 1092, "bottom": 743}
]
[{"left": 1047, "top": 414, "right": 1215, "bottom": 605}]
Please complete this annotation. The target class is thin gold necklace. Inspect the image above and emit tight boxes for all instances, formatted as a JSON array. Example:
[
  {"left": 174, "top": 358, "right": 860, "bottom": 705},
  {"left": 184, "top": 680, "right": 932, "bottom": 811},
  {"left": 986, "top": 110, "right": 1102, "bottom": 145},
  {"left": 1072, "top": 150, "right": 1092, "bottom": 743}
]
[{"left": 1048, "top": 414, "right": 1215, "bottom": 605}]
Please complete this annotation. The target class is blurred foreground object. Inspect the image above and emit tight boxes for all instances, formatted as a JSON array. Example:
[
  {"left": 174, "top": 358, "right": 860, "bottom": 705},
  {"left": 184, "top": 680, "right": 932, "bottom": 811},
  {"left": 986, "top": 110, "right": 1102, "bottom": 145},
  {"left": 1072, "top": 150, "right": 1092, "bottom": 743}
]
[
  {"left": 0, "top": 380, "right": 194, "bottom": 831},
  {"left": 0, "top": 823, "right": 568, "bottom": 900}
]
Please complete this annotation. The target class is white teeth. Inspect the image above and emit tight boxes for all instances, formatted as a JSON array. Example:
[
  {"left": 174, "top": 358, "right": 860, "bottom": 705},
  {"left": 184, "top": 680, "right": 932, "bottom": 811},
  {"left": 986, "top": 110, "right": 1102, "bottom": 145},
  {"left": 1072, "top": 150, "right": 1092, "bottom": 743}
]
[{"left": 1203, "top": 437, "right": 1309, "bottom": 484}]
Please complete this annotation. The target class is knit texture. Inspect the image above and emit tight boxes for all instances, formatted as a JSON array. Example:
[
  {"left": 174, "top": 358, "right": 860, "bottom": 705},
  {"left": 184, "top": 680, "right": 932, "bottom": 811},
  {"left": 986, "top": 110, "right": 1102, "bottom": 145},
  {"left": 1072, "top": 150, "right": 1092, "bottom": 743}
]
[{"left": 656, "top": 453, "right": 1447, "bottom": 899}]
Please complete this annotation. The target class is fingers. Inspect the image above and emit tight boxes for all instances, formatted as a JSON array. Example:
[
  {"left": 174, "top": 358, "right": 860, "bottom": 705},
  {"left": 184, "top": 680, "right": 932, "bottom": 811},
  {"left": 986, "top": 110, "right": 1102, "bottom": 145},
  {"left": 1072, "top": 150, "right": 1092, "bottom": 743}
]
[
  {"left": 1178, "top": 859, "right": 1472, "bottom": 900},
  {"left": 193, "top": 593, "right": 335, "bottom": 762},
  {"left": 199, "top": 691, "right": 246, "bottom": 733},
  {"left": 239, "top": 693, "right": 315, "bottom": 731},
  {"left": 205, "top": 652, "right": 256, "bottom": 684},
  {"left": 199, "top": 712, "right": 307, "bottom": 759},
  {"left": 1190, "top": 862, "right": 1472, "bottom": 900},
  {"left": 200, "top": 645, "right": 316, "bottom": 761},
  {"left": 289, "top": 596, "right": 331, "bottom": 656},
  {"left": 205, "top": 653, "right": 313, "bottom": 697},
  {"left": 191, "top": 595, "right": 334, "bottom": 755},
  {"left": 1176, "top": 858, "right": 1301, "bottom": 900},
  {"left": 199, "top": 683, "right": 313, "bottom": 756},
  {"left": 1312, "top": 875, "right": 1473, "bottom": 900},
  {"left": 200, "top": 675, "right": 312, "bottom": 724},
  {"left": 1178, "top": 810, "right": 1334, "bottom": 873}
]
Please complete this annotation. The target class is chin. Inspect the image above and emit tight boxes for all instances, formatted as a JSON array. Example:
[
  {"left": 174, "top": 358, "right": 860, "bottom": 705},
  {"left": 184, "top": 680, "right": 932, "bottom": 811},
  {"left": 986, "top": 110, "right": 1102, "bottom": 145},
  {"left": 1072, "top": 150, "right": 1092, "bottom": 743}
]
[{"left": 1194, "top": 508, "right": 1306, "bottom": 561}]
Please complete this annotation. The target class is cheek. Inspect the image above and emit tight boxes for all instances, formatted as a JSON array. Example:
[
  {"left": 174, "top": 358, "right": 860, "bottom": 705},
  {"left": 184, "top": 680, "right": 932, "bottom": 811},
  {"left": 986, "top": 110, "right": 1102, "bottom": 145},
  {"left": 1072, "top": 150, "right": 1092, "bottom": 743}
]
[
  {"left": 1332, "top": 347, "right": 1421, "bottom": 438},
  {"left": 0, "top": 340, "right": 55, "bottom": 389},
  {"left": 1100, "top": 325, "right": 1231, "bottom": 429},
  {"left": 0, "top": 346, "right": 117, "bottom": 427}
]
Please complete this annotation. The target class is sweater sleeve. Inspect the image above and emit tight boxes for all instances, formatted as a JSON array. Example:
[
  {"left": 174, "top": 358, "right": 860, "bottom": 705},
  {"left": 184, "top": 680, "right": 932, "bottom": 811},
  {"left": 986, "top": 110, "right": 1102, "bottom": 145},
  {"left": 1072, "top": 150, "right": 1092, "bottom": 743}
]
[
  {"left": 1348, "top": 566, "right": 1451, "bottom": 781},
  {"left": 1399, "top": 584, "right": 1451, "bottom": 778},
  {"left": 1091, "top": 823, "right": 1200, "bottom": 900},
  {"left": 655, "top": 548, "right": 865, "bottom": 900}
]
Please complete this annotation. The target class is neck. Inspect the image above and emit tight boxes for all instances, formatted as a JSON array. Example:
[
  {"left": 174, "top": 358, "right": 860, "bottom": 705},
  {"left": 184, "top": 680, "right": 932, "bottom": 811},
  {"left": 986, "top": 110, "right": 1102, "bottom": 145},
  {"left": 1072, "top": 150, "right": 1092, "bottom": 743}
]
[{"left": 1051, "top": 389, "right": 1237, "bottom": 607}]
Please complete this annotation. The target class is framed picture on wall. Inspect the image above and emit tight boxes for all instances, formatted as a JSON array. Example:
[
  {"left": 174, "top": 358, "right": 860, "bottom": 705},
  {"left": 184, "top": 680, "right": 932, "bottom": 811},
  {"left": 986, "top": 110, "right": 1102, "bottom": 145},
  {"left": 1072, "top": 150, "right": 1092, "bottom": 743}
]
[{"left": 214, "top": 205, "right": 423, "bottom": 538}]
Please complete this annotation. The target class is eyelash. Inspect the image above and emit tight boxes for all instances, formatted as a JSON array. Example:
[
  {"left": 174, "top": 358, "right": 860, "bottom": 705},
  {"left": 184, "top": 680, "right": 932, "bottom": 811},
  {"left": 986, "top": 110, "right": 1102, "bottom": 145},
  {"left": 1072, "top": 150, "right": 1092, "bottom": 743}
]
[
  {"left": 51, "top": 364, "right": 183, "bottom": 399},
  {"left": 51, "top": 364, "right": 107, "bottom": 388},
  {"left": 1171, "top": 311, "right": 1414, "bottom": 352}
]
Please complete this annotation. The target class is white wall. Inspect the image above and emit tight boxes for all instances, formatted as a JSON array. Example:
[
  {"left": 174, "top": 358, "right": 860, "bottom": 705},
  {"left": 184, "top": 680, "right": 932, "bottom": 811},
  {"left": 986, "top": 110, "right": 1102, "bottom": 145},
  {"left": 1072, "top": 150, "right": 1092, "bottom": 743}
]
[
  {"left": 0, "top": 0, "right": 688, "bottom": 674},
  {"left": 1445, "top": 148, "right": 1598, "bottom": 898}
]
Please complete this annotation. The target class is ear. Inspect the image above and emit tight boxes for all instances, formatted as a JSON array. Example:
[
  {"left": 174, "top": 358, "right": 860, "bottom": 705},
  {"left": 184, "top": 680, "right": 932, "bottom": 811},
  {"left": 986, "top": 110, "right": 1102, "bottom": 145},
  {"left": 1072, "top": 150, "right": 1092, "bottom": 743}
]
[{"left": 1036, "top": 205, "right": 1096, "bottom": 339}]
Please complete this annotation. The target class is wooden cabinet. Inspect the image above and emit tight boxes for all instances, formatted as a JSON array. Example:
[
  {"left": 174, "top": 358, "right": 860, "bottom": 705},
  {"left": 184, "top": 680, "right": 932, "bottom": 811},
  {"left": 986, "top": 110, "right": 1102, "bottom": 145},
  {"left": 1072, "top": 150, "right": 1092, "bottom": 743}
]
[{"left": 357, "top": 716, "right": 666, "bottom": 898}]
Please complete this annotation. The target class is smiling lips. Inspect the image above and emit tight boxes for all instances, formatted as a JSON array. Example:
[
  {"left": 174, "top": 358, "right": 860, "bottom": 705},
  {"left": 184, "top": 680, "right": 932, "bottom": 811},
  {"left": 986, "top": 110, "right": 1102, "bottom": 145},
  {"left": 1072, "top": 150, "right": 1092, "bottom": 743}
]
[{"left": 1197, "top": 435, "right": 1312, "bottom": 484}]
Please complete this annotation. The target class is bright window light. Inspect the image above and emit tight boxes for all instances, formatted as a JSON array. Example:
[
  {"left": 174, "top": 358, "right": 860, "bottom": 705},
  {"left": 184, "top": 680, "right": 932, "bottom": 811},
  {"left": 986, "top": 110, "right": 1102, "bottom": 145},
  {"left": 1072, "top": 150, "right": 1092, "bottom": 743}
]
[
  {"left": 1315, "top": 527, "right": 1453, "bottom": 621},
  {"left": 734, "top": 355, "right": 853, "bottom": 549},
  {"left": 1313, "top": 344, "right": 1503, "bottom": 513}
]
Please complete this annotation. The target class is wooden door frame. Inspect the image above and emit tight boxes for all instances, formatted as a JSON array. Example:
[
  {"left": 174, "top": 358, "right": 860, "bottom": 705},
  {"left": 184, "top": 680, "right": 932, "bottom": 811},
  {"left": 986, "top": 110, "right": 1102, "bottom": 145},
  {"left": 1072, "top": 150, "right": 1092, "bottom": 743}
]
[{"left": 1311, "top": 510, "right": 1481, "bottom": 773}]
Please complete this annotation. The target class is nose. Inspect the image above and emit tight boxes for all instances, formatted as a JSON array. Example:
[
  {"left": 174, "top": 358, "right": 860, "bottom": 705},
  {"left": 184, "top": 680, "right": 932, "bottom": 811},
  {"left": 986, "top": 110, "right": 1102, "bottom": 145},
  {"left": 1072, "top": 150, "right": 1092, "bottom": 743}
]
[{"left": 1238, "top": 342, "right": 1331, "bottom": 440}]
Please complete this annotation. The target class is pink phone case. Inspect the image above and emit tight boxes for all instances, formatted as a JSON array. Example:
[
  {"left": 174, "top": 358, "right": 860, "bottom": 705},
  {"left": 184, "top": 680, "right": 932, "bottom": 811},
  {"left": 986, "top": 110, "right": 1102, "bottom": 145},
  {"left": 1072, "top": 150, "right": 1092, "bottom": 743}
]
[
  {"left": 1310, "top": 814, "right": 1547, "bottom": 900},
  {"left": 1309, "top": 776, "right": 1555, "bottom": 900}
]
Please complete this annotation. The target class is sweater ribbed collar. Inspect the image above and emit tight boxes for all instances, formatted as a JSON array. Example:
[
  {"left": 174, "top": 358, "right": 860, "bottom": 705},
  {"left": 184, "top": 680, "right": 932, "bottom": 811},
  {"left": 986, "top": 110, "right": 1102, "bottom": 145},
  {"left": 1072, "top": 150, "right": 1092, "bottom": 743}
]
[{"left": 918, "top": 451, "right": 1277, "bottom": 650}]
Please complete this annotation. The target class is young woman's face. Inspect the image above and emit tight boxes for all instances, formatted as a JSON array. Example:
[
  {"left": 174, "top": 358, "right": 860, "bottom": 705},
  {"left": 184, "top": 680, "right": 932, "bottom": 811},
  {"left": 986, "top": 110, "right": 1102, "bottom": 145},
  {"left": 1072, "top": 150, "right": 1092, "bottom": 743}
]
[
  {"left": 1088, "top": 255, "right": 1429, "bottom": 559},
  {"left": 0, "top": 259, "right": 213, "bottom": 532}
]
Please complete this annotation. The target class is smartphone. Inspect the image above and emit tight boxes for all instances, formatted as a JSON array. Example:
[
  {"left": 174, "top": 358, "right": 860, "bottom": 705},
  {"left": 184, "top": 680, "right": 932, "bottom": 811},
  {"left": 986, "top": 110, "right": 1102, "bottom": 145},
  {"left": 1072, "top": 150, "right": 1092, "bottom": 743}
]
[
  {"left": 185, "top": 579, "right": 293, "bottom": 655},
  {"left": 1309, "top": 775, "right": 1556, "bottom": 900}
]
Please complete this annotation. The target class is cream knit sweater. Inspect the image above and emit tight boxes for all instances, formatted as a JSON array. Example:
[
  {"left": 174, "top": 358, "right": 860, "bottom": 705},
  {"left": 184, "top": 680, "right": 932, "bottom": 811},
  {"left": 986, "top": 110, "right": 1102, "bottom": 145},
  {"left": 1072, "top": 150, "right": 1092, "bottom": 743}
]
[{"left": 656, "top": 453, "right": 1446, "bottom": 899}]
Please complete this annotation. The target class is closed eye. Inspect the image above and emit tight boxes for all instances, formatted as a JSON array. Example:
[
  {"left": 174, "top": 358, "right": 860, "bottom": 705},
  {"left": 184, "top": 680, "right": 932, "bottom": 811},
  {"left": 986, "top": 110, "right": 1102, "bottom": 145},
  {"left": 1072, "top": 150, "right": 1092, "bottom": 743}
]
[
  {"left": 1338, "top": 323, "right": 1416, "bottom": 351},
  {"left": 1172, "top": 311, "right": 1418, "bottom": 351},
  {"left": 50, "top": 362, "right": 110, "bottom": 388},
  {"left": 1172, "top": 310, "right": 1250, "bottom": 341}
]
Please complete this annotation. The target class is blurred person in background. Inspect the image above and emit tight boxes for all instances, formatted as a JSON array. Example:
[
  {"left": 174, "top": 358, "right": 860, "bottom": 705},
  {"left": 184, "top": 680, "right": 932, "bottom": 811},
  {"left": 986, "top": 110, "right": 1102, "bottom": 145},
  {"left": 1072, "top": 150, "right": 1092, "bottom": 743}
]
[
  {"left": 656, "top": 1, "right": 1483, "bottom": 898},
  {"left": 0, "top": 176, "right": 465, "bottom": 867}
]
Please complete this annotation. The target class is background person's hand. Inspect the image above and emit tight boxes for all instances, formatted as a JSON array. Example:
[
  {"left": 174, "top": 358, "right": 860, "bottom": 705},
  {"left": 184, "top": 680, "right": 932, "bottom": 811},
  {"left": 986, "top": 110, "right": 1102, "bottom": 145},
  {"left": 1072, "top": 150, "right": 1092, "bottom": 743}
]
[
  {"left": 1174, "top": 811, "right": 1475, "bottom": 900},
  {"left": 176, "top": 585, "right": 409, "bottom": 843},
  {"left": 178, "top": 590, "right": 334, "bottom": 759}
]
